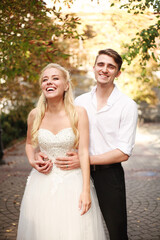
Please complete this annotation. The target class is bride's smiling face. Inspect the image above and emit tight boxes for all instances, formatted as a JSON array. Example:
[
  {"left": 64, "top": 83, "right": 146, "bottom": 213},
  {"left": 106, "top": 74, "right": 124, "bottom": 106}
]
[{"left": 41, "top": 67, "right": 69, "bottom": 99}]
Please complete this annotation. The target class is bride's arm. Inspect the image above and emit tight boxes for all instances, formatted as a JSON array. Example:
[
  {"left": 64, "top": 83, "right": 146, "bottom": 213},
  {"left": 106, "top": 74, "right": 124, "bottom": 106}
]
[
  {"left": 26, "top": 109, "right": 53, "bottom": 173},
  {"left": 77, "top": 106, "right": 91, "bottom": 215}
]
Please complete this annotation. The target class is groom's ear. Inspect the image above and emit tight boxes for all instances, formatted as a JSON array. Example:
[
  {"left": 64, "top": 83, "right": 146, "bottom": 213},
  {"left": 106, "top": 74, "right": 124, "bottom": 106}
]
[{"left": 116, "top": 71, "right": 121, "bottom": 78}]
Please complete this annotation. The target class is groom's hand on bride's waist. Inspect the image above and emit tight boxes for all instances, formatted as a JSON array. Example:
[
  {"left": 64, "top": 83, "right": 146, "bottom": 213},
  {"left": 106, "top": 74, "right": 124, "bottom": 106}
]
[{"left": 55, "top": 152, "right": 80, "bottom": 170}]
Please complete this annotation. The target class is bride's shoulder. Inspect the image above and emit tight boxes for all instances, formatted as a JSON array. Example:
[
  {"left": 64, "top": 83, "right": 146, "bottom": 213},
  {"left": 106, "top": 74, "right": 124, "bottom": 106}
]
[
  {"left": 75, "top": 106, "right": 88, "bottom": 123},
  {"left": 75, "top": 106, "right": 87, "bottom": 115},
  {"left": 27, "top": 108, "right": 37, "bottom": 122}
]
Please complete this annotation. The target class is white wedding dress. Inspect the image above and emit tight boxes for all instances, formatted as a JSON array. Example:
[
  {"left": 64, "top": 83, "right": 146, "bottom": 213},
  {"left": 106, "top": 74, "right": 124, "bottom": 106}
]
[{"left": 17, "top": 128, "right": 107, "bottom": 240}]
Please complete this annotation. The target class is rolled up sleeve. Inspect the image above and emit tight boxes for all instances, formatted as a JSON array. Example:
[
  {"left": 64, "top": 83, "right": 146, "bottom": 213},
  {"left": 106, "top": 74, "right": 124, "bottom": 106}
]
[{"left": 116, "top": 101, "right": 138, "bottom": 156}]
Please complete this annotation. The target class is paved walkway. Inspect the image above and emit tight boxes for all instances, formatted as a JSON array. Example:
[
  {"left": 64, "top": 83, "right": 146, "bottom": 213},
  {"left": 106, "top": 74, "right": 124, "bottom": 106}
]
[{"left": 0, "top": 123, "right": 160, "bottom": 240}]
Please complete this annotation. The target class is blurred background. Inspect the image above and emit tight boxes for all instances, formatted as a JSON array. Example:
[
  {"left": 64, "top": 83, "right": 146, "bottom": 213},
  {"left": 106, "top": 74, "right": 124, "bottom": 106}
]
[
  {"left": 0, "top": 0, "right": 160, "bottom": 157},
  {"left": 0, "top": 1, "right": 160, "bottom": 239}
]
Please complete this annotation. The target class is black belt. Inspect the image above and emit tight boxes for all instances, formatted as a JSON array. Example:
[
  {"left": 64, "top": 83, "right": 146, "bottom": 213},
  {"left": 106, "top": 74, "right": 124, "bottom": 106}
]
[{"left": 90, "top": 163, "right": 121, "bottom": 171}]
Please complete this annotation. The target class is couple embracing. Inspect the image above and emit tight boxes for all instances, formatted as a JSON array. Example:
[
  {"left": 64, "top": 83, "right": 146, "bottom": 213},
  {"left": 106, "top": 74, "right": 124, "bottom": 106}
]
[{"left": 17, "top": 49, "right": 138, "bottom": 240}]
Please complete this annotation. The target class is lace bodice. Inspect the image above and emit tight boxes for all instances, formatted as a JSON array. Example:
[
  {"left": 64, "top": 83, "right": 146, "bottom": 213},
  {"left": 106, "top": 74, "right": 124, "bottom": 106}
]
[
  {"left": 38, "top": 128, "right": 78, "bottom": 175},
  {"left": 38, "top": 128, "right": 75, "bottom": 160}
]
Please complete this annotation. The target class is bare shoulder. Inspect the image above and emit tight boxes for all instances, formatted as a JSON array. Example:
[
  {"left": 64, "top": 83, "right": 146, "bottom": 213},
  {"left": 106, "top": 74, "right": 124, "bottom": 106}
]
[
  {"left": 75, "top": 106, "right": 88, "bottom": 125},
  {"left": 75, "top": 106, "right": 87, "bottom": 115},
  {"left": 27, "top": 108, "right": 37, "bottom": 123},
  {"left": 75, "top": 106, "right": 89, "bottom": 135}
]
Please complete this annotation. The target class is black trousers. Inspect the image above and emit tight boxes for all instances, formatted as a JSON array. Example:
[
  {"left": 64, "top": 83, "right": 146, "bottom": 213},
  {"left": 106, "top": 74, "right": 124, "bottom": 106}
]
[{"left": 91, "top": 163, "right": 128, "bottom": 240}]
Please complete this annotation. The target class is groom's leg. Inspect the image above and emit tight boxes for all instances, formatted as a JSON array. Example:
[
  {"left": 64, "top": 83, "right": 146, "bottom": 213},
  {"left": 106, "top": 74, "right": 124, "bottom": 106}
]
[{"left": 91, "top": 164, "right": 128, "bottom": 240}]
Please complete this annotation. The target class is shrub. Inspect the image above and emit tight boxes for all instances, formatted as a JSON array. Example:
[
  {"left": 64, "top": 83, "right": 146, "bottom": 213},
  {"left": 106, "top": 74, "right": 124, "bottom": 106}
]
[{"left": 0, "top": 101, "right": 34, "bottom": 148}]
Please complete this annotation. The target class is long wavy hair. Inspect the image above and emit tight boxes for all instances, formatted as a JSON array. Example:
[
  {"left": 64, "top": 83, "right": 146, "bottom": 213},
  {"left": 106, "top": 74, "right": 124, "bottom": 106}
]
[{"left": 31, "top": 63, "right": 79, "bottom": 148}]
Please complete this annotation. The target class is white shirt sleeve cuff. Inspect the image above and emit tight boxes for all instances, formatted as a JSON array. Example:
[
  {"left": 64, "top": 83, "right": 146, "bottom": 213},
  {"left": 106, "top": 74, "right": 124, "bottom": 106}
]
[{"left": 116, "top": 143, "right": 134, "bottom": 156}]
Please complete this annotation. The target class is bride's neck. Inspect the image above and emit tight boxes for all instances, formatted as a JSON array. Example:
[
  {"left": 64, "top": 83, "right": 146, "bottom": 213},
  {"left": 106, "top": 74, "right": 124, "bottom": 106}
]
[{"left": 47, "top": 99, "right": 65, "bottom": 114}]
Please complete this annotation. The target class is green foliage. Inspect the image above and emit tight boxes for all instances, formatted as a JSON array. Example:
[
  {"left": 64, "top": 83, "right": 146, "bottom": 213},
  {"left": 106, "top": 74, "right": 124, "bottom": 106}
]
[
  {"left": 0, "top": 0, "right": 81, "bottom": 106},
  {"left": 110, "top": 0, "right": 160, "bottom": 66},
  {"left": 119, "top": 0, "right": 160, "bottom": 14},
  {"left": 0, "top": 101, "right": 34, "bottom": 148},
  {"left": 122, "top": 22, "right": 160, "bottom": 66}
]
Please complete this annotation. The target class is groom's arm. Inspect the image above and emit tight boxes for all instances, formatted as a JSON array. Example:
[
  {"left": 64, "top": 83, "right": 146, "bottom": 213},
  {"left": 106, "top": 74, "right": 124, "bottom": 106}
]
[
  {"left": 55, "top": 148, "right": 128, "bottom": 170},
  {"left": 90, "top": 149, "right": 128, "bottom": 165}
]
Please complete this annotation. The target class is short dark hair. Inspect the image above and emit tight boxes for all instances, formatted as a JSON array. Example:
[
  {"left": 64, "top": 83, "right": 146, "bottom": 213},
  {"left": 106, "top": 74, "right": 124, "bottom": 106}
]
[{"left": 94, "top": 49, "right": 123, "bottom": 70}]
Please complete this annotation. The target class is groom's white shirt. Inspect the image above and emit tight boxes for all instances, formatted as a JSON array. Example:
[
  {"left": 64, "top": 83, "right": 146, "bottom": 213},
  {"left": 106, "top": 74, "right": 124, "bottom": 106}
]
[{"left": 75, "top": 85, "right": 138, "bottom": 157}]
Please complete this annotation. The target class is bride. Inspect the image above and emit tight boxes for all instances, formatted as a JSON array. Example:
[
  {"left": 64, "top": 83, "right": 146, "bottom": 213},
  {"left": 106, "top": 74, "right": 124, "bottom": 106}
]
[{"left": 16, "top": 63, "right": 107, "bottom": 240}]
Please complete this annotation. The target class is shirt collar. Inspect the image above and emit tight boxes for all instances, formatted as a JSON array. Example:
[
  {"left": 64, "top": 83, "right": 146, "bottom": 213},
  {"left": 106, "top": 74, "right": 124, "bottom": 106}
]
[
  {"left": 90, "top": 84, "right": 121, "bottom": 106},
  {"left": 90, "top": 85, "right": 97, "bottom": 95}
]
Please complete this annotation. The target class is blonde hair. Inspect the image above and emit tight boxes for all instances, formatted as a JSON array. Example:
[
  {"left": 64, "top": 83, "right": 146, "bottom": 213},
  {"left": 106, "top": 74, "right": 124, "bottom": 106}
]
[{"left": 31, "top": 63, "right": 79, "bottom": 148}]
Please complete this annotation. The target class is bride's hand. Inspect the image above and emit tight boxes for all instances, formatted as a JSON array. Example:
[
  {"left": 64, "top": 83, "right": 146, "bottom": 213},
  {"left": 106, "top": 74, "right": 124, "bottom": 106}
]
[
  {"left": 33, "top": 152, "right": 53, "bottom": 174},
  {"left": 79, "top": 191, "right": 91, "bottom": 215}
]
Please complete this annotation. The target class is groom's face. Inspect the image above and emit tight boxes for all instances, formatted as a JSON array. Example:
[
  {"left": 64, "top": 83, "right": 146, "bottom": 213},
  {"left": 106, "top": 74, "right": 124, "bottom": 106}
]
[{"left": 93, "top": 54, "right": 121, "bottom": 86}]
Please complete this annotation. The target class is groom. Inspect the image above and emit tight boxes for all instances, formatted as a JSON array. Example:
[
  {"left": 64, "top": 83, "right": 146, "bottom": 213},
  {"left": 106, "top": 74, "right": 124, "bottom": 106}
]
[{"left": 35, "top": 49, "right": 138, "bottom": 240}]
